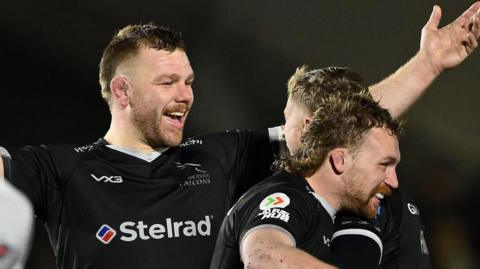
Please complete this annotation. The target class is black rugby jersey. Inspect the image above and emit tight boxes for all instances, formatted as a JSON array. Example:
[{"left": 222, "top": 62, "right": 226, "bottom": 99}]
[
  {"left": 332, "top": 189, "right": 432, "bottom": 269},
  {"left": 210, "top": 171, "right": 335, "bottom": 269},
  {"left": 1, "top": 130, "right": 275, "bottom": 269}
]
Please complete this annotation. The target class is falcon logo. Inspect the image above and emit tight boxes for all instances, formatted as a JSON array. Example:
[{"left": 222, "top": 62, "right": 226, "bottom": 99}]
[
  {"left": 175, "top": 162, "right": 207, "bottom": 173},
  {"left": 259, "top": 193, "right": 290, "bottom": 210},
  {"left": 96, "top": 224, "right": 117, "bottom": 244},
  {"left": 176, "top": 162, "right": 211, "bottom": 187}
]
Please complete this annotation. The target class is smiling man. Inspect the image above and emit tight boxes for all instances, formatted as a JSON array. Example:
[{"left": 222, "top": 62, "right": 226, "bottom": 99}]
[{"left": 0, "top": 25, "right": 277, "bottom": 269}]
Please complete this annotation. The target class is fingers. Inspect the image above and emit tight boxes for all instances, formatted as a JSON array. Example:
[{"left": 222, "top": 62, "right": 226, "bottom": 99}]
[
  {"left": 467, "top": 32, "right": 478, "bottom": 53},
  {"left": 469, "top": 32, "right": 478, "bottom": 49},
  {"left": 470, "top": 10, "right": 480, "bottom": 39},
  {"left": 461, "top": 32, "right": 478, "bottom": 56},
  {"left": 425, "top": 5, "right": 442, "bottom": 30},
  {"left": 454, "top": 1, "right": 480, "bottom": 28}
]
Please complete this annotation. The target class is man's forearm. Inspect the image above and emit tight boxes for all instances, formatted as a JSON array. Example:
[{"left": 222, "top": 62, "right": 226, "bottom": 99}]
[
  {"left": 369, "top": 52, "right": 439, "bottom": 119},
  {"left": 243, "top": 243, "right": 337, "bottom": 269},
  {"left": 241, "top": 229, "right": 337, "bottom": 269}
]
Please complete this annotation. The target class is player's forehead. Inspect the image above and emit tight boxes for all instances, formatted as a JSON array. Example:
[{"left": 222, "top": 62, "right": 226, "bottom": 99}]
[
  {"left": 130, "top": 47, "right": 194, "bottom": 78},
  {"left": 360, "top": 127, "right": 400, "bottom": 161}
]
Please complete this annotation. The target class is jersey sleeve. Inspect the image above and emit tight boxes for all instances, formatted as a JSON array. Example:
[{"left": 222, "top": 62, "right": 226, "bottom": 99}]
[
  {"left": 1, "top": 145, "right": 61, "bottom": 222},
  {"left": 237, "top": 189, "right": 315, "bottom": 249},
  {"left": 331, "top": 213, "right": 383, "bottom": 269}
]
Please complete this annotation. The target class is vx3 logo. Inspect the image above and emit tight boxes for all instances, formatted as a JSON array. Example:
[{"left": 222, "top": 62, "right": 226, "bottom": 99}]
[{"left": 90, "top": 174, "right": 124, "bottom": 183}]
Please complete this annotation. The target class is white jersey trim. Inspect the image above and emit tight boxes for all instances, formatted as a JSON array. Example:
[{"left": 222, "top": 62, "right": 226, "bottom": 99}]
[
  {"left": 106, "top": 145, "right": 168, "bottom": 163},
  {"left": 0, "top": 147, "right": 11, "bottom": 159},
  {"left": 310, "top": 192, "right": 336, "bottom": 222},
  {"left": 268, "top": 126, "right": 284, "bottom": 142}
]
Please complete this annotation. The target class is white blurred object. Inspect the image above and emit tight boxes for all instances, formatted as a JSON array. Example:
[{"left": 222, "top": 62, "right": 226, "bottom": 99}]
[{"left": 0, "top": 180, "right": 34, "bottom": 269}]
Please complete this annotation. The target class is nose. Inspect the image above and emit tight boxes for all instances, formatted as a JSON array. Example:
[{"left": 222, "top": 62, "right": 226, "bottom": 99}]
[
  {"left": 176, "top": 83, "right": 194, "bottom": 104},
  {"left": 385, "top": 168, "right": 399, "bottom": 189}
]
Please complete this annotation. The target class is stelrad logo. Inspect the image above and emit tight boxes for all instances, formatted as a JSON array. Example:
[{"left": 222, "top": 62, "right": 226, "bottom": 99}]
[
  {"left": 96, "top": 215, "right": 212, "bottom": 244},
  {"left": 96, "top": 224, "right": 117, "bottom": 244}
]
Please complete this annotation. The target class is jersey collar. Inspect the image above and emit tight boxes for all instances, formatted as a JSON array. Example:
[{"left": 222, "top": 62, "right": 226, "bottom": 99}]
[{"left": 98, "top": 138, "right": 169, "bottom": 163}]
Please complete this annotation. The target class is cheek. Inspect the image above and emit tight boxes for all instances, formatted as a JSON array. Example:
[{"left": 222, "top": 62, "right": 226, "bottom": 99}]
[
  {"left": 143, "top": 93, "right": 171, "bottom": 113},
  {"left": 284, "top": 124, "right": 301, "bottom": 152}
]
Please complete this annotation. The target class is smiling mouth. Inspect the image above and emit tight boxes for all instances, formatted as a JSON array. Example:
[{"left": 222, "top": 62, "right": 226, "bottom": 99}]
[
  {"left": 165, "top": 111, "right": 185, "bottom": 120},
  {"left": 164, "top": 109, "right": 188, "bottom": 128}
]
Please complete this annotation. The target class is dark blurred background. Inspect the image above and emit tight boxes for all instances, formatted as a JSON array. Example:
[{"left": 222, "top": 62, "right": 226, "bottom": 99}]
[{"left": 0, "top": 0, "right": 479, "bottom": 268}]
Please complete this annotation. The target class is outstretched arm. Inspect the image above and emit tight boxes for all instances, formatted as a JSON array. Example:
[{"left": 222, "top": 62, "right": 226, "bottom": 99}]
[
  {"left": 241, "top": 228, "right": 337, "bottom": 269},
  {"left": 370, "top": 2, "right": 480, "bottom": 118}
]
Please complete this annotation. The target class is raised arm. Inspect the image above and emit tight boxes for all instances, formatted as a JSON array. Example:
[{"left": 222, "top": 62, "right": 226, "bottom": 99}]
[
  {"left": 370, "top": 2, "right": 480, "bottom": 118},
  {"left": 241, "top": 228, "right": 337, "bottom": 269}
]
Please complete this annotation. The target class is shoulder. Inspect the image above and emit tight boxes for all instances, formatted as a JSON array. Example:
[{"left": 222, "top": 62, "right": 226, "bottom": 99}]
[
  {"left": 4, "top": 140, "right": 106, "bottom": 174},
  {"left": 233, "top": 172, "right": 317, "bottom": 215},
  {"left": 181, "top": 129, "right": 269, "bottom": 148},
  {"left": 6, "top": 139, "right": 103, "bottom": 156}
]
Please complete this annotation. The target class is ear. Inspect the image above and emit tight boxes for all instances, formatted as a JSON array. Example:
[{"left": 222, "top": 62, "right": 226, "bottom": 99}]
[
  {"left": 302, "top": 116, "right": 313, "bottom": 132},
  {"left": 329, "top": 148, "right": 347, "bottom": 175},
  {"left": 110, "top": 76, "right": 130, "bottom": 107}
]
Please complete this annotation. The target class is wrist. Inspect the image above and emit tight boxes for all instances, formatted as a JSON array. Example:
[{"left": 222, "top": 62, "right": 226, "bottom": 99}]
[{"left": 414, "top": 50, "right": 443, "bottom": 79}]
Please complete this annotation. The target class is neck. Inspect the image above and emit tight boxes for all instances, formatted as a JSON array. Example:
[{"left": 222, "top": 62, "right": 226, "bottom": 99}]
[
  {"left": 305, "top": 165, "right": 343, "bottom": 212},
  {"left": 104, "top": 112, "right": 156, "bottom": 153}
]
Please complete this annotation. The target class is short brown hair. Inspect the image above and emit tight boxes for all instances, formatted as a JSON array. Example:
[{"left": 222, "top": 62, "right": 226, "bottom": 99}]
[
  {"left": 99, "top": 23, "right": 186, "bottom": 105},
  {"left": 276, "top": 92, "right": 403, "bottom": 177}
]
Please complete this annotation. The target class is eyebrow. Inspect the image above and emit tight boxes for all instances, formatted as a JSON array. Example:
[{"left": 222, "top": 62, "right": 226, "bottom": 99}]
[
  {"left": 382, "top": 156, "right": 400, "bottom": 165},
  {"left": 152, "top": 74, "right": 179, "bottom": 81},
  {"left": 152, "top": 73, "right": 195, "bottom": 82}
]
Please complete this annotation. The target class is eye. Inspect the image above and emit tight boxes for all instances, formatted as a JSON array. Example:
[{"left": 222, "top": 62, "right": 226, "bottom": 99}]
[
  {"left": 161, "top": 81, "right": 174, "bottom": 86},
  {"left": 379, "top": 162, "right": 389, "bottom": 170}
]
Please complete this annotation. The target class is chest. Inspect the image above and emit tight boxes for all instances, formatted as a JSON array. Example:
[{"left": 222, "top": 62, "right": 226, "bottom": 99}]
[
  {"left": 56, "top": 153, "right": 232, "bottom": 266},
  {"left": 298, "top": 209, "right": 335, "bottom": 262}
]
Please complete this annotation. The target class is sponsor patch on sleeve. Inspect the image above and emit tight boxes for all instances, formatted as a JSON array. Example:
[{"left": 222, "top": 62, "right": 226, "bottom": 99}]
[
  {"left": 259, "top": 192, "right": 290, "bottom": 210},
  {"left": 258, "top": 193, "right": 291, "bottom": 222}
]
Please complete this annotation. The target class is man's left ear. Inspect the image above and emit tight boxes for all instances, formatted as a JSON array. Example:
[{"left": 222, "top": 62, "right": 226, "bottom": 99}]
[
  {"left": 302, "top": 116, "right": 312, "bottom": 132},
  {"left": 329, "top": 148, "right": 350, "bottom": 175}
]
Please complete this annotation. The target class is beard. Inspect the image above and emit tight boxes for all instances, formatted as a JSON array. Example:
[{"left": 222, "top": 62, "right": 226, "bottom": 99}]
[
  {"left": 340, "top": 166, "right": 391, "bottom": 219},
  {"left": 129, "top": 98, "right": 184, "bottom": 148}
]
